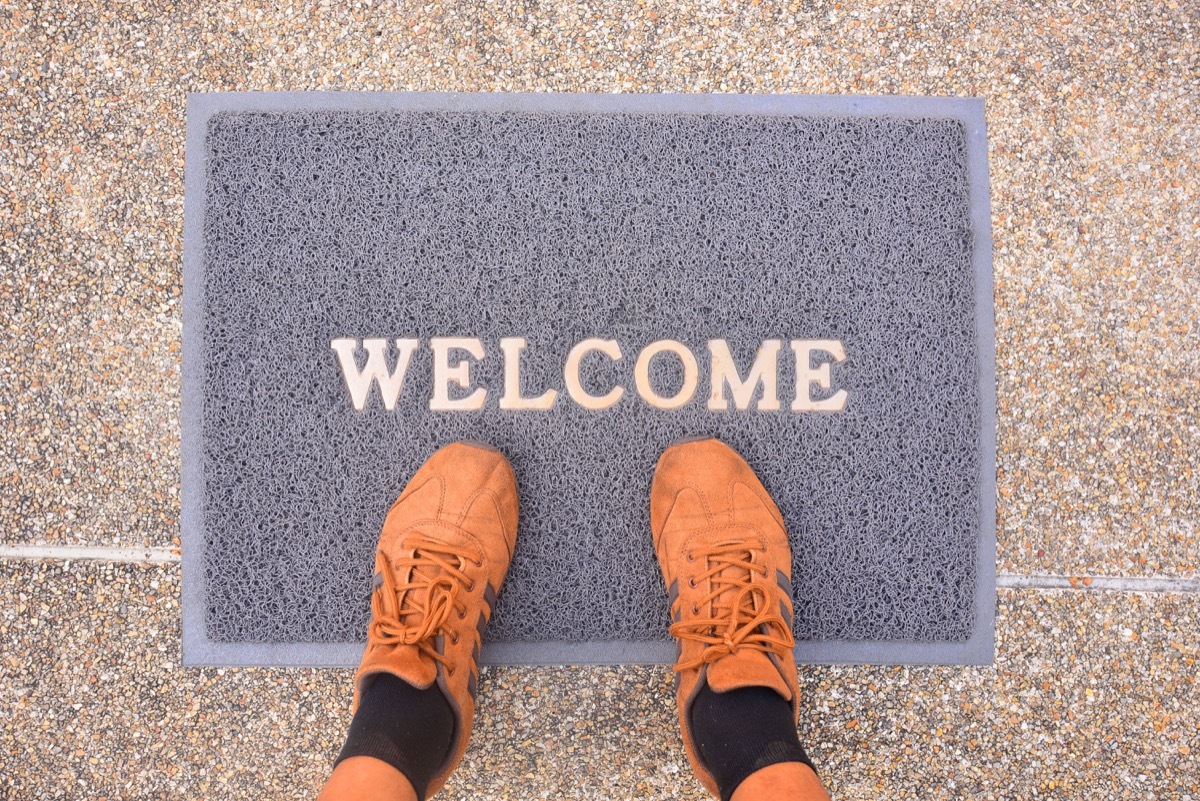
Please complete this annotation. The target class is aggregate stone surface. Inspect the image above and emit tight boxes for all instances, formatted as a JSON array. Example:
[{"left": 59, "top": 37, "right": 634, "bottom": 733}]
[
  {"left": 0, "top": 0, "right": 1196, "bottom": 580},
  {"left": 1, "top": 3, "right": 1198, "bottom": 800},
  {"left": 2, "top": 559, "right": 1197, "bottom": 800}
]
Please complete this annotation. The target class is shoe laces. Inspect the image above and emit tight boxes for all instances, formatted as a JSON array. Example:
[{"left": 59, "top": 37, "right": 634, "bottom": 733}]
[
  {"left": 369, "top": 536, "right": 480, "bottom": 671},
  {"left": 670, "top": 539, "right": 795, "bottom": 672}
]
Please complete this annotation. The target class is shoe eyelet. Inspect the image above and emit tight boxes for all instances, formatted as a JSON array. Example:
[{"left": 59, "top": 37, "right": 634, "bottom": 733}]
[
  {"left": 687, "top": 577, "right": 697, "bottom": 588},
  {"left": 690, "top": 603, "right": 698, "bottom": 614},
  {"left": 685, "top": 552, "right": 696, "bottom": 563},
  {"left": 465, "top": 579, "right": 477, "bottom": 592},
  {"left": 450, "top": 631, "right": 460, "bottom": 644},
  {"left": 447, "top": 666, "right": 456, "bottom": 677}
]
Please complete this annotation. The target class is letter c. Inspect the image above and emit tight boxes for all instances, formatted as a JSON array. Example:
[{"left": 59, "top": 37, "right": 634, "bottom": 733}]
[{"left": 564, "top": 339, "right": 624, "bottom": 410}]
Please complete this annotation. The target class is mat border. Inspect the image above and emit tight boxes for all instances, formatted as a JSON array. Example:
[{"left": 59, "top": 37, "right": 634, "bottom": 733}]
[{"left": 182, "top": 91, "right": 995, "bottom": 668}]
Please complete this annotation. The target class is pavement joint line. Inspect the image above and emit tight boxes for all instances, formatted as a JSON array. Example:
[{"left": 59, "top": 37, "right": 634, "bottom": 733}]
[
  {"left": 0, "top": 544, "right": 181, "bottom": 563},
  {"left": 0, "top": 545, "right": 1197, "bottom": 595},
  {"left": 995, "top": 573, "right": 1200, "bottom": 593}
]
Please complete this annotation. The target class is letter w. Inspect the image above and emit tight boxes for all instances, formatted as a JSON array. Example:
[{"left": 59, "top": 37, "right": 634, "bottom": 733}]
[{"left": 331, "top": 338, "right": 419, "bottom": 411}]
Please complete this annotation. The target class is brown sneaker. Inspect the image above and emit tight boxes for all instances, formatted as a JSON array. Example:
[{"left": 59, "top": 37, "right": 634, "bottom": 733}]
[
  {"left": 650, "top": 437, "right": 800, "bottom": 797},
  {"left": 353, "top": 440, "right": 518, "bottom": 798}
]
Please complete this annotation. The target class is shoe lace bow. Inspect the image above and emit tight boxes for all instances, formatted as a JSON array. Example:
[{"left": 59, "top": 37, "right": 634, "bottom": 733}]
[
  {"left": 369, "top": 536, "right": 480, "bottom": 670},
  {"left": 670, "top": 539, "right": 795, "bottom": 672}
]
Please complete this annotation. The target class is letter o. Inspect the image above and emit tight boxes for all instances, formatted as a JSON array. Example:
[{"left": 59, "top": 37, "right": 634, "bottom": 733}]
[{"left": 634, "top": 340, "right": 699, "bottom": 410}]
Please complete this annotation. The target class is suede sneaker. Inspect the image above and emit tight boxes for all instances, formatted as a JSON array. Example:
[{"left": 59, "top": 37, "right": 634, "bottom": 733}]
[
  {"left": 650, "top": 437, "right": 800, "bottom": 797},
  {"left": 353, "top": 440, "right": 518, "bottom": 798}
]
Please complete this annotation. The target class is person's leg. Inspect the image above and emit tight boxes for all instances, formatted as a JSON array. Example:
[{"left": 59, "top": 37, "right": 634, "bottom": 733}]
[
  {"left": 650, "top": 437, "right": 832, "bottom": 801},
  {"left": 320, "top": 672, "right": 455, "bottom": 801},
  {"left": 320, "top": 441, "right": 520, "bottom": 801},
  {"left": 319, "top": 757, "right": 417, "bottom": 801},
  {"left": 731, "top": 762, "right": 829, "bottom": 801},
  {"left": 689, "top": 684, "right": 831, "bottom": 801}
]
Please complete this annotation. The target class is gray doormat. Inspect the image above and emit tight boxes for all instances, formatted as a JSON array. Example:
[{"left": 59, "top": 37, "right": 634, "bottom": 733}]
[{"left": 182, "top": 92, "right": 995, "bottom": 667}]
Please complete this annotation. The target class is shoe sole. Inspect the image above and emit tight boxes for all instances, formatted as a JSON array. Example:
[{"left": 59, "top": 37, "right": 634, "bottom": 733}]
[
  {"left": 667, "top": 434, "right": 715, "bottom": 447},
  {"left": 458, "top": 439, "right": 501, "bottom": 453}
]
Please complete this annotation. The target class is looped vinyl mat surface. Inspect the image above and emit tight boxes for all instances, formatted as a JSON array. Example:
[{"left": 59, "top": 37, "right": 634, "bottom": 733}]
[{"left": 182, "top": 92, "right": 995, "bottom": 667}]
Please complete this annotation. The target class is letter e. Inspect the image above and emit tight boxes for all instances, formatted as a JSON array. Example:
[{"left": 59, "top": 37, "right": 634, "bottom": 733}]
[
  {"left": 430, "top": 337, "right": 487, "bottom": 411},
  {"left": 791, "top": 339, "right": 848, "bottom": 412}
]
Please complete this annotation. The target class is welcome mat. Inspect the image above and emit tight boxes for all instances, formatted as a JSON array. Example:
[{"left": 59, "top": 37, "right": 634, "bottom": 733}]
[{"left": 182, "top": 93, "right": 995, "bottom": 667}]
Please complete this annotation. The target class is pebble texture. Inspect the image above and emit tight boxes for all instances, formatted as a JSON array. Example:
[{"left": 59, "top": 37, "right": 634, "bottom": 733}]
[
  {"left": 0, "top": 0, "right": 1194, "bottom": 578},
  {"left": 2, "top": 560, "right": 1197, "bottom": 799},
  {"left": 0, "top": 0, "right": 1197, "bottom": 799},
  {"left": 195, "top": 106, "right": 982, "bottom": 649}
]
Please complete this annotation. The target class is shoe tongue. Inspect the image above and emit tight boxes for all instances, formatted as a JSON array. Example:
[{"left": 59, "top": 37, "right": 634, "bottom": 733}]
[
  {"left": 395, "top": 551, "right": 437, "bottom": 621},
  {"left": 706, "top": 649, "right": 793, "bottom": 701},
  {"left": 394, "top": 527, "right": 467, "bottom": 626}
]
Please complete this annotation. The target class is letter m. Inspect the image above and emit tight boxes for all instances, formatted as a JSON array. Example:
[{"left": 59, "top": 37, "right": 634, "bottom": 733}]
[
  {"left": 707, "top": 340, "right": 782, "bottom": 412},
  {"left": 330, "top": 338, "right": 419, "bottom": 411}
]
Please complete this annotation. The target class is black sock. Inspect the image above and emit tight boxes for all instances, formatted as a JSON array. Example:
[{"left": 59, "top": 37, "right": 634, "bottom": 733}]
[
  {"left": 334, "top": 674, "right": 456, "bottom": 801},
  {"left": 690, "top": 684, "right": 817, "bottom": 801}
]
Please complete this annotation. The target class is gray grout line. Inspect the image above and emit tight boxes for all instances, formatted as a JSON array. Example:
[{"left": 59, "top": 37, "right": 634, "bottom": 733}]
[
  {"left": 0, "top": 544, "right": 181, "bottom": 563},
  {"left": 0, "top": 545, "right": 1198, "bottom": 595}
]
